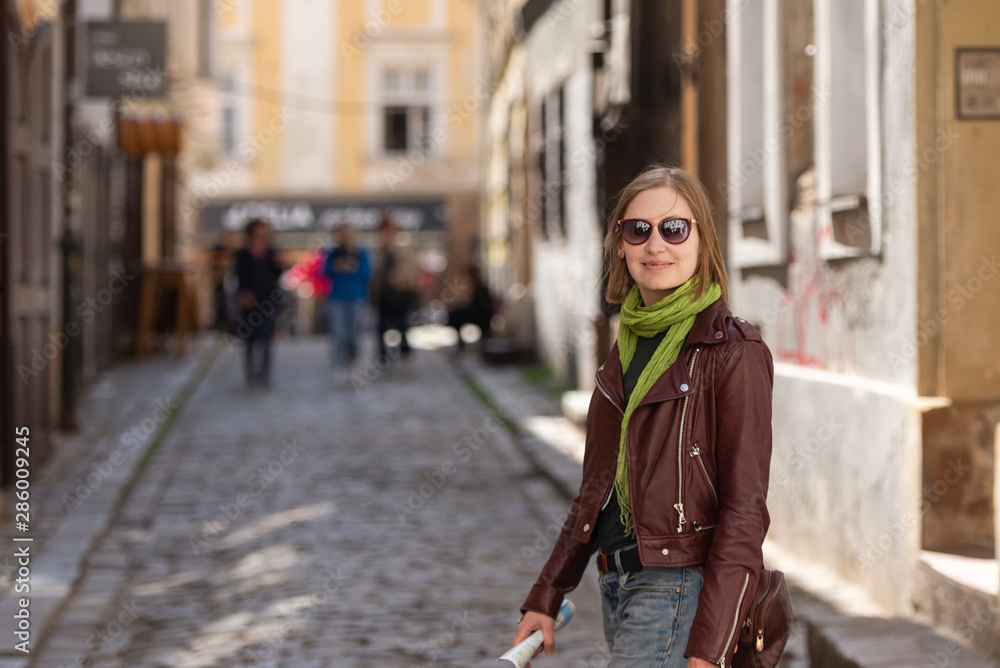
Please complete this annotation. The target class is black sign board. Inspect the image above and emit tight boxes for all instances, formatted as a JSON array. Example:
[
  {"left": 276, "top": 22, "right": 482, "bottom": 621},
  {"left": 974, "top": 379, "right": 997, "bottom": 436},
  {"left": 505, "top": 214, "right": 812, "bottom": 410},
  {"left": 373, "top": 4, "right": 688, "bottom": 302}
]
[
  {"left": 84, "top": 21, "right": 167, "bottom": 98},
  {"left": 201, "top": 199, "right": 448, "bottom": 236}
]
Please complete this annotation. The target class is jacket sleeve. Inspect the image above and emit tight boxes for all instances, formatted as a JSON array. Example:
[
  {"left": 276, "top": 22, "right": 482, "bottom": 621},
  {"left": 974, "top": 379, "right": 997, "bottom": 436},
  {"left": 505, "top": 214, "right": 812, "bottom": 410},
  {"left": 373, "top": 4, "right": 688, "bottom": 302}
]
[
  {"left": 685, "top": 338, "right": 773, "bottom": 664},
  {"left": 520, "top": 496, "right": 596, "bottom": 618}
]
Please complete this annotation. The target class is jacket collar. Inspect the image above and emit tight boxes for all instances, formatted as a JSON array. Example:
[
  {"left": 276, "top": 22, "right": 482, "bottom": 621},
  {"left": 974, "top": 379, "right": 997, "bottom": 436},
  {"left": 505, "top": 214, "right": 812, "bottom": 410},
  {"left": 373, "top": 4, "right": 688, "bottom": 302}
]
[{"left": 595, "top": 298, "right": 733, "bottom": 410}]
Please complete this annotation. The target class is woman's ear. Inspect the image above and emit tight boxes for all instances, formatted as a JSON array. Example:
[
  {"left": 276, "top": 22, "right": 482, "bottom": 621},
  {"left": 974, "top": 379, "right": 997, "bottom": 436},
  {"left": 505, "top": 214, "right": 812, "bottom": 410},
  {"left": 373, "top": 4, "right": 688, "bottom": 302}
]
[{"left": 617, "top": 242, "right": 624, "bottom": 259}]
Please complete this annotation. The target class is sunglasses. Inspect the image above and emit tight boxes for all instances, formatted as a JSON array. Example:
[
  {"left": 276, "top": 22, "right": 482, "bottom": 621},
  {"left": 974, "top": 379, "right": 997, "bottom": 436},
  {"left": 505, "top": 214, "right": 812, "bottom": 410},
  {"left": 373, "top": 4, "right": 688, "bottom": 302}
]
[{"left": 618, "top": 217, "right": 698, "bottom": 245}]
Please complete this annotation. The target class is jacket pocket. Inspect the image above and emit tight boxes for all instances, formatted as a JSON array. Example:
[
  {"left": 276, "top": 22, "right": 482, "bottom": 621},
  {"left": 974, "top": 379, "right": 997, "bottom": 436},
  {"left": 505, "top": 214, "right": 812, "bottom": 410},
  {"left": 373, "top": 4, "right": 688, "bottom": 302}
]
[{"left": 689, "top": 442, "right": 719, "bottom": 509}]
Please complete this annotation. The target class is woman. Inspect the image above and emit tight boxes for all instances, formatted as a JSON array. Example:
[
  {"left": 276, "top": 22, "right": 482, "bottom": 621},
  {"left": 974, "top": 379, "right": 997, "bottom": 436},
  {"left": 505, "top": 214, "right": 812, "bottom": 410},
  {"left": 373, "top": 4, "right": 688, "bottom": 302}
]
[
  {"left": 235, "top": 218, "right": 283, "bottom": 387},
  {"left": 511, "top": 166, "right": 773, "bottom": 667}
]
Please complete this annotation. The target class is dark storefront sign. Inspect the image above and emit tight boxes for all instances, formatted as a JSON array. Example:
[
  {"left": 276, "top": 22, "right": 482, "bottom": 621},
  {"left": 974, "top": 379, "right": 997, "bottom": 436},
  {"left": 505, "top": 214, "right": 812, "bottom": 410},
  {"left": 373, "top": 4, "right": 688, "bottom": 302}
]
[
  {"left": 201, "top": 199, "right": 448, "bottom": 235},
  {"left": 84, "top": 21, "right": 167, "bottom": 98}
]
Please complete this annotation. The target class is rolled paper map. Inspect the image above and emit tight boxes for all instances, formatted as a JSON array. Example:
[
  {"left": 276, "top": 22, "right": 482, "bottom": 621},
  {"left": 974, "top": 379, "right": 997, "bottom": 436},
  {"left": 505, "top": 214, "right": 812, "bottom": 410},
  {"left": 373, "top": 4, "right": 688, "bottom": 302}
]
[{"left": 497, "top": 600, "right": 575, "bottom": 667}]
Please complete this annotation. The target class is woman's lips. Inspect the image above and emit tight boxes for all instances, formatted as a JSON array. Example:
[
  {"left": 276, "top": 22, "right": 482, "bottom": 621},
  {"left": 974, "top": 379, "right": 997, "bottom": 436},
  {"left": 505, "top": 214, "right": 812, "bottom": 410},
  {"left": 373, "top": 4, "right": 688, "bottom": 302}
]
[{"left": 642, "top": 260, "right": 674, "bottom": 270}]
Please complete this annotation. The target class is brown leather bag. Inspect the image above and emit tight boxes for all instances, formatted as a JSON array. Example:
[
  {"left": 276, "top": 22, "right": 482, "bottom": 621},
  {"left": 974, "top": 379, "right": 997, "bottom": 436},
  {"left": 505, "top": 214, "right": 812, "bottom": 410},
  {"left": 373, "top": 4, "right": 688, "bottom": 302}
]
[{"left": 731, "top": 568, "right": 794, "bottom": 668}]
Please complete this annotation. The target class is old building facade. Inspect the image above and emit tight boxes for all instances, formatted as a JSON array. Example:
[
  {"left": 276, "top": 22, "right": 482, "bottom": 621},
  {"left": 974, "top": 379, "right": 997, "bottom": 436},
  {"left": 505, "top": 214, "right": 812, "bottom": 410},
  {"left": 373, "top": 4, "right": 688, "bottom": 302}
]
[
  {"left": 189, "top": 0, "right": 488, "bottom": 319},
  {"left": 486, "top": 0, "right": 1000, "bottom": 656}
]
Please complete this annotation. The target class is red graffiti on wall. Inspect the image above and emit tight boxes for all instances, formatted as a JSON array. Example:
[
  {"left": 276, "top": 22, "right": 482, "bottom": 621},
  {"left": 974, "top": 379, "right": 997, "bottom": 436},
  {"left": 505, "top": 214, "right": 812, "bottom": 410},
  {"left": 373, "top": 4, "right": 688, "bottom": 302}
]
[{"left": 773, "top": 227, "right": 857, "bottom": 372}]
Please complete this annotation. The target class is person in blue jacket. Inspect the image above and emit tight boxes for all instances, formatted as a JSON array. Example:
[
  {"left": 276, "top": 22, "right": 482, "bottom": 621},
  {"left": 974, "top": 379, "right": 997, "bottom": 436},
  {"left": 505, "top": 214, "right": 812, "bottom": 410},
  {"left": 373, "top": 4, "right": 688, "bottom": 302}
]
[{"left": 324, "top": 223, "right": 371, "bottom": 382}]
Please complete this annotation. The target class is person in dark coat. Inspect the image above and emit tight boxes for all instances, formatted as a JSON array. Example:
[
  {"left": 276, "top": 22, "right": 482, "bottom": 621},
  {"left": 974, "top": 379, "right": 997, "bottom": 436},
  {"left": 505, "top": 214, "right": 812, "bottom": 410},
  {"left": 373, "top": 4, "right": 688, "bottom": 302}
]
[
  {"left": 447, "top": 264, "right": 495, "bottom": 351},
  {"left": 372, "top": 216, "right": 418, "bottom": 365},
  {"left": 235, "top": 218, "right": 283, "bottom": 386}
]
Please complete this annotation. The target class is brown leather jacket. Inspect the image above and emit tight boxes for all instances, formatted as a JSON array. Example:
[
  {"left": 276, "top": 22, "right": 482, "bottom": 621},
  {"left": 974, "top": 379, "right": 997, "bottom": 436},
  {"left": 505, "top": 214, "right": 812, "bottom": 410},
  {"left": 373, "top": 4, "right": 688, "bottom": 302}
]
[{"left": 520, "top": 299, "right": 773, "bottom": 666}]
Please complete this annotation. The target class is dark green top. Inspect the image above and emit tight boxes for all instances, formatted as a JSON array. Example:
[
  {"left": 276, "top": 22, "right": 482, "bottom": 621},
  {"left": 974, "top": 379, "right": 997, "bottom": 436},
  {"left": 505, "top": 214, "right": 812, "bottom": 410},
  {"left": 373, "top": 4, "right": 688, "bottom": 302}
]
[{"left": 595, "top": 328, "right": 669, "bottom": 555}]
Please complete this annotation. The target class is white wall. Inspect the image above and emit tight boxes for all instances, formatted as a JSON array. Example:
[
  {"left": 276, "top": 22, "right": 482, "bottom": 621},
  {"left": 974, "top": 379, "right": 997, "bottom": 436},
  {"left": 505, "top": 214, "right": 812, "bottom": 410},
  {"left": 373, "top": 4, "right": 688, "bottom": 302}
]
[
  {"left": 524, "top": 0, "right": 602, "bottom": 389},
  {"left": 730, "top": 0, "right": 921, "bottom": 614},
  {"left": 281, "top": 0, "right": 335, "bottom": 192}
]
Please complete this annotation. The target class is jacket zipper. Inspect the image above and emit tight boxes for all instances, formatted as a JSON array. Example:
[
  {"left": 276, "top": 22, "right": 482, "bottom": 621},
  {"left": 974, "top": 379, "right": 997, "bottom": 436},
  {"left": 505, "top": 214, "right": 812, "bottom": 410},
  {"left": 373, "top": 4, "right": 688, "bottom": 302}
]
[
  {"left": 690, "top": 444, "right": 719, "bottom": 507},
  {"left": 674, "top": 348, "right": 700, "bottom": 533},
  {"left": 717, "top": 572, "right": 750, "bottom": 667},
  {"left": 596, "top": 376, "right": 624, "bottom": 509},
  {"left": 596, "top": 375, "right": 625, "bottom": 416}
]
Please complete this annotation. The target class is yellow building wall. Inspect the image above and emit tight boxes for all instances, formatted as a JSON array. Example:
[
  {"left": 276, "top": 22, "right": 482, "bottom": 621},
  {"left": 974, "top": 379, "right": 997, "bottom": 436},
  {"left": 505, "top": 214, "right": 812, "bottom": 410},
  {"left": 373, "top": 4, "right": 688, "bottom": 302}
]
[
  {"left": 236, "top": 0, "right": 481, "bottom": 195},
  {"left": 251, "top": 0, "right": 284, "bottom": 189},
  {"left": 393, "top": 0, "right": 432, "bottom": 27},
  {"left": 446, "top": 0, "right": 479, "bottom": 163},
  {"left": 335, "top": 2, "right": 369, "bottom": 192},
  {"left": 918, "top": 0, "right": 1000, "bottom": 400}
]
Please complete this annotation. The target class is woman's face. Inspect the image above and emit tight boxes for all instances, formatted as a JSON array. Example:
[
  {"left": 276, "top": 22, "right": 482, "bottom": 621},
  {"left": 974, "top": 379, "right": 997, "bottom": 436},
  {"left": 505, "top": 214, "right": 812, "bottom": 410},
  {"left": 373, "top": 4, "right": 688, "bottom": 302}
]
[{"left": 618, "top": 186, "right": 701, "bottom": 306}]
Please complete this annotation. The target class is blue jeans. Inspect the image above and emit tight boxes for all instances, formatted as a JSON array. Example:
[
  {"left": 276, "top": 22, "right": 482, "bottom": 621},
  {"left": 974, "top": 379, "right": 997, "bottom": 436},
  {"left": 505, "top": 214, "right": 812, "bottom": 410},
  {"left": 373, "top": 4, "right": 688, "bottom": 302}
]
[
  {"left": 600, "top": 563, "right": 703, "bottom": 667},
  {"left": 327, "top": 299, "right": 365, "bottom": 368}
]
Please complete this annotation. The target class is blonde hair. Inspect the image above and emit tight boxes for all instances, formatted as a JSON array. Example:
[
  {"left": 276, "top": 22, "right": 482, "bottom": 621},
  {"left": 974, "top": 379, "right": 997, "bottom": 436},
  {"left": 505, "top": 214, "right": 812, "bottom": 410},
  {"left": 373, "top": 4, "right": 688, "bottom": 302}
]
[{"left": 602, "top": 165, "right": 729, "bottom": 304}]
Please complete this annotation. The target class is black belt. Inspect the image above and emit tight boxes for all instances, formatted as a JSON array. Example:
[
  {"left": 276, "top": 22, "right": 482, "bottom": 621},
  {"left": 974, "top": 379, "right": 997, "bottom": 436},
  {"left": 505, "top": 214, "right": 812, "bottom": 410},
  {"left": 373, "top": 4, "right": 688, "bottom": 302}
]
[{"left": 596, "top": 546, "right": 642, "bottom": 574}]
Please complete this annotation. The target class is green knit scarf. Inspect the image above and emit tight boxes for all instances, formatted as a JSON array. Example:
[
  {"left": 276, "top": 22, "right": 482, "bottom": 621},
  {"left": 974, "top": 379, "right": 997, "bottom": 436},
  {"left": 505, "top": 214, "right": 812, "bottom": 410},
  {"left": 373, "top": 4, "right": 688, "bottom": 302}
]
[{"left": 615, "top": 278, "right": 722, "bottom": 536}]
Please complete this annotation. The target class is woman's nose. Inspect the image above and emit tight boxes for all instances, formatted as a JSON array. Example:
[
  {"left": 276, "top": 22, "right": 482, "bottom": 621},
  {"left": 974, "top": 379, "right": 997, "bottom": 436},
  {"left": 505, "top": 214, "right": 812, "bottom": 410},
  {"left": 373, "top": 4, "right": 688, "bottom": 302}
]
[{"left": 644, "top": 226, "right": 668, "bottom": 253}]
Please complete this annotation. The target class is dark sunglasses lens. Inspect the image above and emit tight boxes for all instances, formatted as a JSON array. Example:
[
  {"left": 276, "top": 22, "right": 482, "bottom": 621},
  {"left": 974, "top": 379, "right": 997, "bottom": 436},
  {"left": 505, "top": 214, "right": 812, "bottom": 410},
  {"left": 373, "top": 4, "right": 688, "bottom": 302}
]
[
  {"left": 622, "top": 219, "right": 652, "bottom": 243},
  {"left": 660, "top": 219, "right": 691, "bottom": 244}
]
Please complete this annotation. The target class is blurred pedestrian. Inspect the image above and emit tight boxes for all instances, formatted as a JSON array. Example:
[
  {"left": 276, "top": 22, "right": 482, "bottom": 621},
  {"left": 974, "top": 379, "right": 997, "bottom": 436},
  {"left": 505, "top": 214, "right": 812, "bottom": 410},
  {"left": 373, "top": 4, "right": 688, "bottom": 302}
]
[
  {"left": 512, "top": 165, "right": 774, "bottom": 667},
  {"left": 323, "top": 223, "right": 371, "bottom": 382},
  {"left": 235, "top": 218, "right": 283, "bottom": 387},
  {"left": 372, "top": 216, "right": 418, "bottom": 365},
  {"left": 446, "top": 264, "right": 495, "bottom": 351}
]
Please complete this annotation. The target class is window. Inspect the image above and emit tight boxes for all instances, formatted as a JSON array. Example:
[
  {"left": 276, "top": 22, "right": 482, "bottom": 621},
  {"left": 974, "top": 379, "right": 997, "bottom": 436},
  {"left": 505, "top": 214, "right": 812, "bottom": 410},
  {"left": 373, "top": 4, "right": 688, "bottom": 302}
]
[
  {"left": 539, "top": 84, "right": 567, "bottom": 240},
  {"left": 384, "top": 68, "right": 401, "bottom": 92},
  {"left": 814, "top": 0, "right": 882, "bottom": 257},
  {"left": 380, "top": 67, "right": 437, "bottom": 155},
  {"left": 726, "top": 0, "right": 787, "bottom": 267},
  {"left": 383, "top": 105, "right": 431, "bottom": 152}
]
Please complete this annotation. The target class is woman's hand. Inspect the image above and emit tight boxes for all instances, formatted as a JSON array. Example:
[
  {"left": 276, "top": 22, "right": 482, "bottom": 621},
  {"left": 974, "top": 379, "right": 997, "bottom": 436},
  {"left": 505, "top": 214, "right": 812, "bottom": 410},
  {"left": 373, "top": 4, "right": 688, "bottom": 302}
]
[
  {"left": 687, "top": 656, "right": 716, "bottom": 668},
  {"left": 511, "top": 611, "right": 555, "bottom": 668}
]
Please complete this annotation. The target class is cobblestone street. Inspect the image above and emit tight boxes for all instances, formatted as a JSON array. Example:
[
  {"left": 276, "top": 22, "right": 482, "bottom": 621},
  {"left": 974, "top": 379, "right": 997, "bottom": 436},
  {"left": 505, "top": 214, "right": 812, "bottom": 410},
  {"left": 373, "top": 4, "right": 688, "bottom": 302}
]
[{"left": 30, "top": 337, "right": 608, "bottom": 668}]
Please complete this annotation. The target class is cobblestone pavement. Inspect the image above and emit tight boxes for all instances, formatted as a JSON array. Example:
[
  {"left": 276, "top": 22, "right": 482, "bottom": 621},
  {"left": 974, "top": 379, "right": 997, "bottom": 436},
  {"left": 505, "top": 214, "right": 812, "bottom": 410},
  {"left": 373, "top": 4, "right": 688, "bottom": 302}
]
[{"left": 30, "top": 337, "right": 610, "bottom": 667}]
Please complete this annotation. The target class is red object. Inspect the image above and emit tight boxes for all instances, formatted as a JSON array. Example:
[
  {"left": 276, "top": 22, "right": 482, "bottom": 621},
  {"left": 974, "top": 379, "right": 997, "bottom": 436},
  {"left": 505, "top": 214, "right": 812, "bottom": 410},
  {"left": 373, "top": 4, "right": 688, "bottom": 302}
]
[{"left": 284, "top": 248, "right": 332, "bottom": 299}]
